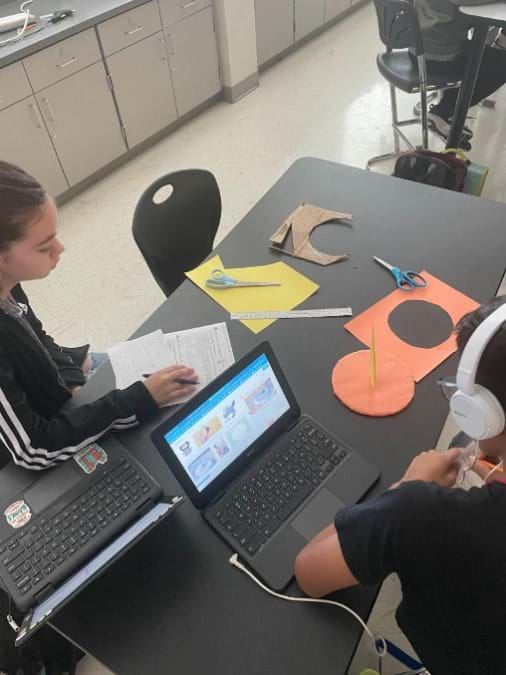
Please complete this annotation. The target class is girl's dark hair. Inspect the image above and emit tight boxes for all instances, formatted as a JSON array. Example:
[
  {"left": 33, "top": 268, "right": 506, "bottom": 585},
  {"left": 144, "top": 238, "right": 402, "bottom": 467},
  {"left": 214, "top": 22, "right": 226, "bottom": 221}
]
[
  {"left": 456, "top": 295, "right": 506, "bottom": 407},
  {"left": 0, "top": 161, "right": 46, "bottom": 252}
]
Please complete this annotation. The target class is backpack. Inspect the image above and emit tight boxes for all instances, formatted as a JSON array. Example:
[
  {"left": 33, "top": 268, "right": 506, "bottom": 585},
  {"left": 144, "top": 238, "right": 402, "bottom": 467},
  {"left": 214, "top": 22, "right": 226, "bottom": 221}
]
[{"left": 393, "top": 149, "right": 468, "bottom": 192}]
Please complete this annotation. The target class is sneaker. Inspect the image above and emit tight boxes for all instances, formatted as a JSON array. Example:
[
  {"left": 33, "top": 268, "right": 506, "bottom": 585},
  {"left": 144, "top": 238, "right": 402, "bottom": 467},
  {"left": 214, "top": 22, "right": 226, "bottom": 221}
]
[
  {"left": 412, "top": 92, "right": 439, "bottom": 117},
  {"left": 427, "top": 106, "right": 473, "bottom": 150},
  {"left": 493, "top": 30, "right": 506, "bottom": 49}
]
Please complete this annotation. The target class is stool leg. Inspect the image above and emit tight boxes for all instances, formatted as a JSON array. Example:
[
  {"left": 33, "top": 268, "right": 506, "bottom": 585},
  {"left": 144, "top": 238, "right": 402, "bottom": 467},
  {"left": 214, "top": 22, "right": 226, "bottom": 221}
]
[
  {"left": 389, "top": 84, "right": 400, "bottom": 153},
  {"left": 417, "top": 55, "right": 429, "bottom": 149}
]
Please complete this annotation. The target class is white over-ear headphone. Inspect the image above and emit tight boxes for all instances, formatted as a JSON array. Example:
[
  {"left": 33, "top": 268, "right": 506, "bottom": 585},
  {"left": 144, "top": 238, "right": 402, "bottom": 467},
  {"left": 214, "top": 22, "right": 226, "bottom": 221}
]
[{"left": 450, "top": 303, "right": 506, "bottom": 440}]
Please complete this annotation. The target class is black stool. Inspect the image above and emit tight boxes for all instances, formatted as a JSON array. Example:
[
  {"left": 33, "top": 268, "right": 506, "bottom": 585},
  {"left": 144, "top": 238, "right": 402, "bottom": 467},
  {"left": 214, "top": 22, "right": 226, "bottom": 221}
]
[{"left": 368, "top": 0, "right": 461, "bottom": 168}]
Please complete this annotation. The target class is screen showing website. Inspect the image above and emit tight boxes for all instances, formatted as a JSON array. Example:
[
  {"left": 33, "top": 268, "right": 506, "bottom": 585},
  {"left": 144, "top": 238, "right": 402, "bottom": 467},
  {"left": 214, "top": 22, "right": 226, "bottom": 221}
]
[{"left": 164, "top": 353, "right": 291, "bottom": 492}]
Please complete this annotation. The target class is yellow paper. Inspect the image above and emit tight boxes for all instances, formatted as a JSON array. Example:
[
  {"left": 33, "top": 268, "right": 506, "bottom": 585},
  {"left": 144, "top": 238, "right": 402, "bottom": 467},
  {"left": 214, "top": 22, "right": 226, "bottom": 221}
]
[{"left": 186, "top": 255, "right": 319, "bottom": 333}]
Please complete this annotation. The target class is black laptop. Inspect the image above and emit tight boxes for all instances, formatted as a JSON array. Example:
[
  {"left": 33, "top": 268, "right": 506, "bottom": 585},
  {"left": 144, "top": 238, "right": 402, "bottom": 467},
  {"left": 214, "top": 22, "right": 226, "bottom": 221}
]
[
  {"left": 151, "top": 341, "right": 379, "bottom": 590},
  {"left": 0, "top": 435, "right": 184, "bottom": 645}
]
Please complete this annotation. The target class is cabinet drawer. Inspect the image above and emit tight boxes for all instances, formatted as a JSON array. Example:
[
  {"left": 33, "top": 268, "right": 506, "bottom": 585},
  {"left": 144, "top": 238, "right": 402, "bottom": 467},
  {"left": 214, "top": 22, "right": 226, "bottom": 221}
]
[
  {"left": 23, "top": 29, "right": 101, "bottom": 91},
  {"left": 159, "top": 0, "right": 211, "bottom": 27},
  {"left": 0, "top": 61, "right": 32, "bottom": 110},
  {"left": 98, "top": 1, "right": 162, "bottom": 56}
]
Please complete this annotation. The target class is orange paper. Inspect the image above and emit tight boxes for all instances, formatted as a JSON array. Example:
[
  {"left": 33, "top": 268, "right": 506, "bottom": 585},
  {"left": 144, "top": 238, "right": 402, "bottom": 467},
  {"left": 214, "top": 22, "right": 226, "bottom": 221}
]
[
  {"left": 332, "top": 350, "right": 415, "bottom": 416},
  {"left": 344, "top": 272, "right": 480, "bottom": 382}
]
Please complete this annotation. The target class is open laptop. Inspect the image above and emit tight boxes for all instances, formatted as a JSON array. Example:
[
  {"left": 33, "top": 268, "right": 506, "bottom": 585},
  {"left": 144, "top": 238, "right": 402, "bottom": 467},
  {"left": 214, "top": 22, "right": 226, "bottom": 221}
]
[
  {"left": 151, "top": 341, "right": 379, "bottom": 590},
  {"left": 0, "top": 435, "right": 184, "bottom": 645}
]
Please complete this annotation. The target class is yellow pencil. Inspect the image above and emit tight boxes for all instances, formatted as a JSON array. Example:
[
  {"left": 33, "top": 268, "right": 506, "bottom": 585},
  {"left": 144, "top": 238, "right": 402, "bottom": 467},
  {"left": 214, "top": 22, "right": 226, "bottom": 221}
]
[{"left": 369, "top": 325, "right": 377, "bottom": 388}]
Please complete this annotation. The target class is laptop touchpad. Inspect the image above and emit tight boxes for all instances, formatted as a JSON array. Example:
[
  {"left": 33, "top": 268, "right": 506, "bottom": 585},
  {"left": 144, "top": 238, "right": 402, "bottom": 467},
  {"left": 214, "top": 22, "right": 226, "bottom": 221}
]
[
  {"left": 24, "top": 462, "right": 81, "bottom": 514},
  {"left": 291, "top": 489, "right": 344, "bottom": 542}
]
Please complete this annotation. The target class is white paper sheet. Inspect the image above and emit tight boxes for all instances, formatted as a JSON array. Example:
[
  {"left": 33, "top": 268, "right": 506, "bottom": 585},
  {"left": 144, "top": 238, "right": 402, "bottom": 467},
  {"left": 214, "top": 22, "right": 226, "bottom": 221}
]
[{"left": 107, "top": 323, "right": 235, "bottom": 405}]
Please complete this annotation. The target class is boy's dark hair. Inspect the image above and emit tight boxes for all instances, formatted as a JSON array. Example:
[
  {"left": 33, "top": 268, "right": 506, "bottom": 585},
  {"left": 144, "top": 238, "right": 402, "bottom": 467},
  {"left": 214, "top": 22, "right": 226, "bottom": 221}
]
[
  {"left": 0, "top": 161, "right": 46, "bottom": 252},
  {"left": 456, "top": 295, "right": 506, "bottom": 408}
]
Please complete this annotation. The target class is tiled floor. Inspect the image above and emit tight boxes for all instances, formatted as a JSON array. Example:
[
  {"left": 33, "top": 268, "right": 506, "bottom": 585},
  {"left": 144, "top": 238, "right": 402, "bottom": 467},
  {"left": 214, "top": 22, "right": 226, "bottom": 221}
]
[{"left": 23, "top": 3, "right": 506, "bottom": 673}]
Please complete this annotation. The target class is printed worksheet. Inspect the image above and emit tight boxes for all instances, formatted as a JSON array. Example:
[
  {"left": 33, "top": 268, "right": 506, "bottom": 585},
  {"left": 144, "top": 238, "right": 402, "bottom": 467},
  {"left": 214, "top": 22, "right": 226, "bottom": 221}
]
[{"left": 107, "top": 323, "right": 235, "bottom": 405}]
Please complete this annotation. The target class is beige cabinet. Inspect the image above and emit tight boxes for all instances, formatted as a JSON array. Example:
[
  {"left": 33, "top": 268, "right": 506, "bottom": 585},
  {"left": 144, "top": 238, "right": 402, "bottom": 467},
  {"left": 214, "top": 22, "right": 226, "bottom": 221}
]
[
  {"left": 159, "top": 0, "right": 211, "bottom": 28},
  {"left": 23, "top": 29, "right": 101, "bottom": 91},
  {"left": 106, "top": 31, "right": 178, "bottom": 148},
  {"left": 0, "top": 96, "right": 68, "bottom": 197},
  {"left": 0, "top": 61, "right": 32, "bottom": 111},
  {"left": 325, "top": 0, "right": 351, "bottom": 20},
  {"left": 165, "top": 7, "right": 221, "bottom": 117},
  {"left": 98, "top": 1, "right": 162, "bottom": 56},
  {"left": 295, "top": 0, "right": 325, "bottom": 40},
  {"left": 254, "top": 0, "right": 294, "bottom": 67},
  {"left": 36, "top": 61, "right": 126, "bottom": 186}
]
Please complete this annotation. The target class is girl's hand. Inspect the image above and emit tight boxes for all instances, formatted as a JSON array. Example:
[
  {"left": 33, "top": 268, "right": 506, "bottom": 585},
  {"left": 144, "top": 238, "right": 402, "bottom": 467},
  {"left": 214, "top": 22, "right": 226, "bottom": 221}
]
[{"left": 143, "top": 366, "right": 197, "bottom": 406}]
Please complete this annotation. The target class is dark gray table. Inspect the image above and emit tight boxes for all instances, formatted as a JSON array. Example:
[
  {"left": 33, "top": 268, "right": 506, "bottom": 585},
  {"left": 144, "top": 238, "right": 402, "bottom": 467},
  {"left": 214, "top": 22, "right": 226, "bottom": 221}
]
[{"left": 51, "top": 159, "right": 506, "bottom": 674}]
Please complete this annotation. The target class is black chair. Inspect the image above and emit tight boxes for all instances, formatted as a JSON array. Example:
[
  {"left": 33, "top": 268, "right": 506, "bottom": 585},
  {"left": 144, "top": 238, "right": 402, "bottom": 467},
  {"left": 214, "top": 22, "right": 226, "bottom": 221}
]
[
  {"left": 368, "top": 0, "right": 461, "bottom": 168},
  {"left": 132, "top": 169, "right": 221, "bottom": 297}
]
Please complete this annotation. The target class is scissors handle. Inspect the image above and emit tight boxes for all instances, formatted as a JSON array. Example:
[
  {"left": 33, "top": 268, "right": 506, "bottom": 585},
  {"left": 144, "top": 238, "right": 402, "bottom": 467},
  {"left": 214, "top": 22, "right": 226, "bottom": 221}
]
[
  {"left": 206, "top": 269, "right": 281, "bottom": 288},
  {"left": 394, "top": 268, "right": 427, "bottom": 291}
]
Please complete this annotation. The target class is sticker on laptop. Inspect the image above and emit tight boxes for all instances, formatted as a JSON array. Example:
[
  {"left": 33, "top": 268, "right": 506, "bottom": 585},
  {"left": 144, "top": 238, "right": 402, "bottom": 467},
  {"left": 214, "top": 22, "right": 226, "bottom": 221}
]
[
  {"left": 74, "top": 443, "right": 108, "bottom": 474},
  {"left": 4, "top": 500, "right": 32, "bottom": 529}
]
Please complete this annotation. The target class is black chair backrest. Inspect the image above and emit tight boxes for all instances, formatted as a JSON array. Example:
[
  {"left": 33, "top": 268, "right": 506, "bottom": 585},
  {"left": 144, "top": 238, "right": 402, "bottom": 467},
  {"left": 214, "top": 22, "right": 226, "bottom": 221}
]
[
  {"left": 132, "top": 169, "right": 221, "bottom": 297},
  {"left": 372, "top": 0, "right": 424, "bottom": 55}
]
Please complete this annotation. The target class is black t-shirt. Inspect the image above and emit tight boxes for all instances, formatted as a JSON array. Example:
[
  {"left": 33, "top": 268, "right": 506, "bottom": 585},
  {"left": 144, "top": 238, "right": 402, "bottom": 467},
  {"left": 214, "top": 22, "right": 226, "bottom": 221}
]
[{"left": 335, "top": 481, "right": 506, "bottom": 675}]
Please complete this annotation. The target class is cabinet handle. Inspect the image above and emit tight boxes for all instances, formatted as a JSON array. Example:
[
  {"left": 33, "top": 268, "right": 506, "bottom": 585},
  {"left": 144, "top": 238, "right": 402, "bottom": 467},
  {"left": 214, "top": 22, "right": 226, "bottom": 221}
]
[
  {"left": 28, "top": 103, "right": 43, "bottom": 128},
  {"left": 57, "top": 56, "right": 78, "bottom": 69},
  {"left": 42, "top": 97, "right": 56, "bottom": 122},
  {"left": 181, "top": 1, "right": 197, "bottom": 7},
  {"left": 166, "top": 32, "right": 175, "bottom": 55},
  {"left": 159, "top": 36, "right": 168, "bottom": 61},
  {"left": 125, "top": 25, "right": 143, "bottom": 35}
]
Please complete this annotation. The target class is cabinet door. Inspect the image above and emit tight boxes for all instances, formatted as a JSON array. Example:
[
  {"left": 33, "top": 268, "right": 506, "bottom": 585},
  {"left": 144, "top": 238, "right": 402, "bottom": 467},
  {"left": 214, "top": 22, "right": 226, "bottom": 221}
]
[
  {"left": 325, "top": 0, "right": 351, "bottom": 21},
  {"left": 107, "top": 32, "right": 177, "bottom": 148},
  {"left": 36, "top": 62, "right": 126, "bottom": 186},
  {"left": 295, "top": 0, "right": 325, "bottom": 41},
  {"left": 166, "top": 7, "right": 221, "bottom": 117},
  {"left": 254, "top": 0, "right": 294, "bottom": 67},
  {"left": 0, "top": 97, "right": 68, "bottom": 197},
  {"left": 0, "top": 62, "right": 32, "bottom": 111}
]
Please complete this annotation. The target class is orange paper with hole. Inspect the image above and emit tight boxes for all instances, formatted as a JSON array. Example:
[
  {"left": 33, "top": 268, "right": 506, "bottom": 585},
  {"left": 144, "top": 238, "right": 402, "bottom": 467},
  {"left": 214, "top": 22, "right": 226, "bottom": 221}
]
[
  {"left": 344, "top": 272, "right": 480, "bottom": 382},
  {"left": 332, "top": 350, "right": 415, "bottom": 416}
]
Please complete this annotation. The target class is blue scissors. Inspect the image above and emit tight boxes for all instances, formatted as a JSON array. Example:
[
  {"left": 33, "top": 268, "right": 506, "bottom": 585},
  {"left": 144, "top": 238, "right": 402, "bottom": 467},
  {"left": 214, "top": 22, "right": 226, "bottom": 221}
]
[
  {"left": 373, "top": 257, "right": 428, "bottom": 291},
  {"left": 205, "top": 269, "right": 282, "bottom": 289}
]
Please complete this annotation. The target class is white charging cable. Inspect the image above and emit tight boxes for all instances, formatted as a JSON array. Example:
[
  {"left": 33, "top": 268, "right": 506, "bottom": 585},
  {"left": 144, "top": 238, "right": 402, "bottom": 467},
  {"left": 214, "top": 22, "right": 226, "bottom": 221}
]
[
  {"left": 484, "top": 458, "right": 504, "bottom": 483},
  {"left": 229, "top": 553, "right": 387, "bottom": 661},
  {"left": 0, "top": 0, "right": 36, "bottom": 48}
]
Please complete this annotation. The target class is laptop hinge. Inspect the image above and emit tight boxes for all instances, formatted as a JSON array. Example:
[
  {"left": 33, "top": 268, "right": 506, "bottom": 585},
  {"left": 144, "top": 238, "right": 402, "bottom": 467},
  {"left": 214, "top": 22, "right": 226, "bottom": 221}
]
[
  {"left": 286, "top": 417, "right": 300, "bottom": 432},
  {"left": 210, "top": 490, "right": 225, "bottom": 506},
  {"left": 136, "top": 498, "right": 157, "bottom": 517},
  {"left": 34, "top": 583, "right": 54, "bottom": 603}
]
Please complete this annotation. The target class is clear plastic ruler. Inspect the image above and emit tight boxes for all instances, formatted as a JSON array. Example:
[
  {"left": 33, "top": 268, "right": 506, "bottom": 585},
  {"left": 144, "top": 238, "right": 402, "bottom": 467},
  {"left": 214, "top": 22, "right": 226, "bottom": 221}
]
[{"left": 230, "top": 308, "right": 352, "bottom": 320}]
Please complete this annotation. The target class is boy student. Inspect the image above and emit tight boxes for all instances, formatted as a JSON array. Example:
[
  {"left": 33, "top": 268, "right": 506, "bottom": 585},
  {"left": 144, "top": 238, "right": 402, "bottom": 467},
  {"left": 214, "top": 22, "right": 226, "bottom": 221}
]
[
  {"left": 414, "top": 0, "right": 506, "bottom": 147},
  {"left": 295, "top": 296, "right": 506, "bottom": 674}
]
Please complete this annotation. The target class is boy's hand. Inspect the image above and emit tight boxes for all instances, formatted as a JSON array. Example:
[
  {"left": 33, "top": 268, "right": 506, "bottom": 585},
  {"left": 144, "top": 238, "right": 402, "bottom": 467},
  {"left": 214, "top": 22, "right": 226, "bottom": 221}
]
[{"left": 395, "top": 449, "right": 463, "bottom": 488}]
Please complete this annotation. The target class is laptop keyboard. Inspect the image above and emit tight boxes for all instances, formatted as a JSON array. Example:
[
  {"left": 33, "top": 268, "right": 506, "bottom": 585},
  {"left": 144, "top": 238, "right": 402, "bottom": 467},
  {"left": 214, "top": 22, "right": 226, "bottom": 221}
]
[
  {"left": 212, "top": 420, "right": 348, "bottom": 556},
  {"left": 0, "top": 458, "right": 150, "bottom": 599}
]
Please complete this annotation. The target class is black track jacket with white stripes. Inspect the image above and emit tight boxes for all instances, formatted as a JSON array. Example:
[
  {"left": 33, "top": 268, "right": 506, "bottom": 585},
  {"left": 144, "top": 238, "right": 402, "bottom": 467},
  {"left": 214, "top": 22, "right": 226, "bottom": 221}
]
[{"left": 0, "top": 286, "right": 158, "bottom": 471}]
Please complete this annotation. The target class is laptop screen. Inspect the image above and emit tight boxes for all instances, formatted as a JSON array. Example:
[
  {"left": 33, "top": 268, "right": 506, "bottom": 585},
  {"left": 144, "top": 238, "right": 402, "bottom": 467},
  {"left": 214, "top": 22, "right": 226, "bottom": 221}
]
[{"left": 163, "top": 353, "right": 291, "bottom": 492}]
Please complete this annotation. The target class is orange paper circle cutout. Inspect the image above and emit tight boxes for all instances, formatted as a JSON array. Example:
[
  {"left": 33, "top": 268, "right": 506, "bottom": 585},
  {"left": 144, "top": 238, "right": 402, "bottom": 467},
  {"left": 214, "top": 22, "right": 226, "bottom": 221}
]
[{"left": 332, "top": 350, "right": 415, "bottom": 417}]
